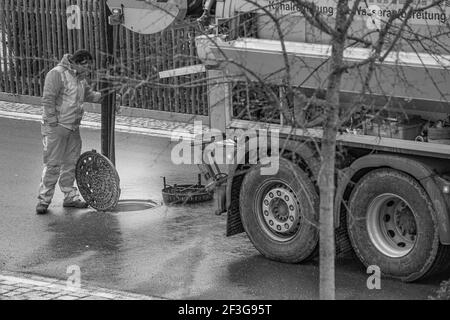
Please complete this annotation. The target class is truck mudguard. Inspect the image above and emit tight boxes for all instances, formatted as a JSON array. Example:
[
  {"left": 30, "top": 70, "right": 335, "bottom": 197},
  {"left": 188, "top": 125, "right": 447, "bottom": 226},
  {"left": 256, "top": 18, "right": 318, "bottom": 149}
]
[{"left": 225, "top": 138, "right": 320, "bottom": 236}]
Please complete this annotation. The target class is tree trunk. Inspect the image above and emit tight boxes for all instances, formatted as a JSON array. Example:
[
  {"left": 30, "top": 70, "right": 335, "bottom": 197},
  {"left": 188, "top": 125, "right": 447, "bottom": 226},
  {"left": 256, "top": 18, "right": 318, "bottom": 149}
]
[
  {"left": 318, "top": 0, "right": 346, "bottom": 300},
  {"left": 318, "top": 89, "right": 340, "bottom": 300}
]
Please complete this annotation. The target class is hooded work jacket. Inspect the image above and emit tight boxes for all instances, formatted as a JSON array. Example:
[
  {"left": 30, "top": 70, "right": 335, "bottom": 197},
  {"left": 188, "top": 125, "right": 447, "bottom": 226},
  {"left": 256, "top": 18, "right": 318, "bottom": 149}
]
[{"left": 41, "top": 54, "right": 101, "bottom": 130}]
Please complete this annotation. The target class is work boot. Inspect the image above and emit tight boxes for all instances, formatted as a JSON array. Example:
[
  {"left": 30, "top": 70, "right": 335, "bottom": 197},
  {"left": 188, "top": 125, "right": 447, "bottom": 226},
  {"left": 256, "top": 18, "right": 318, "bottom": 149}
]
[
  {"left": 36, "top": 203, "right": 49, "bottom": 215},
  {"left": 63, "top": 199, "right": 89, "bottom": 209}
]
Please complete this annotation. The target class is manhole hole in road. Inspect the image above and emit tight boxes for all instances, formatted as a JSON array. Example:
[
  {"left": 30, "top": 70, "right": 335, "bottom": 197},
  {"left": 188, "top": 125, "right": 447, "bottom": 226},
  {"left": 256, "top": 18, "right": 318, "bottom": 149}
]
[
  {"left": 76, "top": 150, "right": 160, "bottom": 213},
  {"left": 111, "top": 199, "right": 160, "bottom": 213}
]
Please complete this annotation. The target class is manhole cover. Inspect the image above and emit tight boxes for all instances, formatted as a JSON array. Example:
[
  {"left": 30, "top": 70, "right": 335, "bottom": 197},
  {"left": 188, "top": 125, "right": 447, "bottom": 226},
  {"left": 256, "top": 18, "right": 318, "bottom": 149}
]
[{"left": 75, "top": 150, "right": 121, "bottom": 211}]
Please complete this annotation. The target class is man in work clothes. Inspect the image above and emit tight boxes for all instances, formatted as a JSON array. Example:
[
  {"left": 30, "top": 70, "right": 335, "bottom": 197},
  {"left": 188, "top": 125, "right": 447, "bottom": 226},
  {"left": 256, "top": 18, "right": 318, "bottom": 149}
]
[{"left": 36, "top": 49, "right": 103, "bottom": 215}]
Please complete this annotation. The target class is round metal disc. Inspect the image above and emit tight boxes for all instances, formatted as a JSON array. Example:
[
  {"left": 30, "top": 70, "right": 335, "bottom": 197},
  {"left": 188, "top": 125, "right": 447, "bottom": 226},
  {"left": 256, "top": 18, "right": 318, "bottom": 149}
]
[{"left": 75, "top": 150, "right": 121, "bottom": 211}]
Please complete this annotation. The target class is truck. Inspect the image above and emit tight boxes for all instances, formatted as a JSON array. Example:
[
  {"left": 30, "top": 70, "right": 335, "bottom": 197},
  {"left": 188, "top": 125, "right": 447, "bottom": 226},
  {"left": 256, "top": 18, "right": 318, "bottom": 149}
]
[{"left": 107, "top": 0, "right": 450, "bottom": 282}]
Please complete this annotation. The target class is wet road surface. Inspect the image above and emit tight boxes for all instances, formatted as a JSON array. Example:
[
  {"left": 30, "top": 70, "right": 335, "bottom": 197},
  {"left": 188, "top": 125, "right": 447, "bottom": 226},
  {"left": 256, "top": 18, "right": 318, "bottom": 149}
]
[{"left": 0, "top": 117, "right": 448, "bottom": 299}]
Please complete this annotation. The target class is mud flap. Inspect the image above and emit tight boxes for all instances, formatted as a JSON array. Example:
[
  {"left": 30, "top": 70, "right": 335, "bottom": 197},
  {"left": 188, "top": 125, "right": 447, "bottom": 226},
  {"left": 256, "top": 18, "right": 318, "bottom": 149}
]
[{"left": 226, "top": 173, "right": 245, "bottom": 236}]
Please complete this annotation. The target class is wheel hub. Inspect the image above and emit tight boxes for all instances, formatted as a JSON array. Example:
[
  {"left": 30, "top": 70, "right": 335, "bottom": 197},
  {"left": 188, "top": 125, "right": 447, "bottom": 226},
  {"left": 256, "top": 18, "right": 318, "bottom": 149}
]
[
  {"left": 367, "top": 193, "right": 417, "bottom": 258},
  {"left": 262, "top": 187, "right": 300, "bottom": 236}
]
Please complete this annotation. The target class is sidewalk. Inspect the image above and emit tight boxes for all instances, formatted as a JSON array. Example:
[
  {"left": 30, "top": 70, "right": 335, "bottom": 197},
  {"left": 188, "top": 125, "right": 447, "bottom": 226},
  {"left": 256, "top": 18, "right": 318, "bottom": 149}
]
[
  {"left": 0, "top": 271, "right": 162, "bottom": 300},
  {"left": 0, "top": 100, "right": 206, "bottom": 139}
]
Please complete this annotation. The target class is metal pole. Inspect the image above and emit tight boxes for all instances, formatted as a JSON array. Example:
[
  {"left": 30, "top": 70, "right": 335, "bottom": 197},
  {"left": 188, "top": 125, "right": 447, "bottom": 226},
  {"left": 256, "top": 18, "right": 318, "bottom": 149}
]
[{"left": 101, "top": 0, "right": 116, "bottom": 165}]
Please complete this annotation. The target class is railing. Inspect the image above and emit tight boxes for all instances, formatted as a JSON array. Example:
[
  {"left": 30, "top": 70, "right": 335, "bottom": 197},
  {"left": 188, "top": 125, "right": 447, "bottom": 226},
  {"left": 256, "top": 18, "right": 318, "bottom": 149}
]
[{"left": 0, "top": 0, "right": 208, "bottom": 116}]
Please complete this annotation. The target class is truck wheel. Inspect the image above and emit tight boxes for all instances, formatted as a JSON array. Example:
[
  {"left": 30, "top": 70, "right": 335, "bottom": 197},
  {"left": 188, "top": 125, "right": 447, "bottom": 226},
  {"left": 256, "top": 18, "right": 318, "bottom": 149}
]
[
  {"left": 239, "top": 158, "right": 319, "bottom": 263},
  {"left": 347, "top": 168, "right": 450, "bottom": 281}
]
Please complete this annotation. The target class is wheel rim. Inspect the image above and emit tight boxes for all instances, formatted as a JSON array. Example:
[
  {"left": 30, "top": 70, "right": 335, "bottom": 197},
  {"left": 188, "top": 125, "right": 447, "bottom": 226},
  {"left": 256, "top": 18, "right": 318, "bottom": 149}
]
[
  {"left": 255, "top": 180, "right": 302, "bottom": 242},
  {"left": 366, "top": 193, "right": 418, "bottom": 258}
]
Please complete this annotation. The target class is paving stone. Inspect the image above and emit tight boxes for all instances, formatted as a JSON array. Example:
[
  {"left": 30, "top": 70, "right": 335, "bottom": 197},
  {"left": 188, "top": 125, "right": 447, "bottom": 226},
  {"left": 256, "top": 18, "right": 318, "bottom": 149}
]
[
  {"left": 0, "top": 285, "right": 16, "bottom": 292},
  {"left": 0, "top": 288, "right": 13, "bottom": 294},
  {"left": 56, "top": 295, "right": 79, "bottom": 300},
  {"left": 3, "top": 291, "right": 21, "bottom": 297},
  {"left": 0, "top": 272, "right": 161, "bottom": 300},
  {"left": 20, "top": 292, "right": 49, "bottom": 300},
  {"left": 34, "top": 286, "right": 58, "bottom": 293},
  {"left": 12, "top": 288, "right": 33, "bottom": 294},
  {"left": 41, "top": 293, "right": 64, "bottom": 299},
  {"left": 24, "top": 295, "right": 48, "bottom": 300},
  {"left": 0, "top": 275, "right": 51, "bottom": 287},
  {"left": 80, "top": 296, "right": 110, "bottom": 300},
  {"left": 29, "top": 275, "right": 60, "bottom": 283},
  {"left": 18, "top": 293, "right": 36, "bottom": 299},
  {"left": 0, "top": 280, "right": 18, "bottom": 286},
  {"left": 64, "top": 291, "right": 89, "bottom": 298},
  {"left": 88, "top": 292, "right": 116, "bottom": 299}
]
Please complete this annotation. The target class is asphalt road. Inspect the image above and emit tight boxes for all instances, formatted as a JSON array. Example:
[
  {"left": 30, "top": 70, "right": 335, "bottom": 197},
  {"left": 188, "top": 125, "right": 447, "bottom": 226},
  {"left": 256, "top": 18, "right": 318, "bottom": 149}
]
[{"left": 0, "top": 117, "right": 447, "bottom": 300}]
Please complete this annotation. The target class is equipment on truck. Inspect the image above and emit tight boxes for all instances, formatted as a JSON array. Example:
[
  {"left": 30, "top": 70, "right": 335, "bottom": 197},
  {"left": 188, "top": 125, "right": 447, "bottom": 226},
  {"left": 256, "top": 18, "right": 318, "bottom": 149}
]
[
  {"left": 107, "top": 0, "right": 450, "bottom": 281},
  {"left": 161, "top": 175, "right": 214, "bottom": 204},
  {"left": 106, "top": 0, "right": 204, "bottom": 32}
]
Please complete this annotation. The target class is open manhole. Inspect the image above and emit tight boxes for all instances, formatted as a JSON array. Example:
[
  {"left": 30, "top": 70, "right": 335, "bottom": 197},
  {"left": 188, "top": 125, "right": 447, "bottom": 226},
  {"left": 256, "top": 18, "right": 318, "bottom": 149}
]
[
  {"left": 112, "top": 199, "right": 160, "bottom": 213},
  {"left": 76, "top": 150, "right": 159, "bottom": 213}
]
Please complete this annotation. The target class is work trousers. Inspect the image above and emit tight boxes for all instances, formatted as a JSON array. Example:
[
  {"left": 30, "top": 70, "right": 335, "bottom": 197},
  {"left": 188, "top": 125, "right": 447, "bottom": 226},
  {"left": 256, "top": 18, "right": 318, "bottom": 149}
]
[{"left": 38, "top": 125, "right": 82, "bottom": 205}]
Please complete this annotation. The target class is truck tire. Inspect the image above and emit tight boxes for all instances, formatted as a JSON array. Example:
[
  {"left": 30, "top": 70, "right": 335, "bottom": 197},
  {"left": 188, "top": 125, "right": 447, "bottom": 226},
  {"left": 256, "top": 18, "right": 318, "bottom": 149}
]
[
  {"left": 239, "top": 158, "right": 319, "bottom": 263},
  {"left": 347, "top": 168, "right": 450, "bottom": 281}
]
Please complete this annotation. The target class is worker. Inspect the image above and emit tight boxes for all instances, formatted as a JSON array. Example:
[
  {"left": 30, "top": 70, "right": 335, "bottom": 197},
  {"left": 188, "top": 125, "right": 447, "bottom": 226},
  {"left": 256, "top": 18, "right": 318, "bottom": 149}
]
[{"left": 36, "top": 49, "right": 117, "bottom": 215}]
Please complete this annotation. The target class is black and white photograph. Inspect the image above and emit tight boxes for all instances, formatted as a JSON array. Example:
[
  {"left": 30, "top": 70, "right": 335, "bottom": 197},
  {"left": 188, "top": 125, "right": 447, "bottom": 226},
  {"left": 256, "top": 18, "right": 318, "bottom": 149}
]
[{"left": 1, "top": 0, "right": 450, "bottom": 307}]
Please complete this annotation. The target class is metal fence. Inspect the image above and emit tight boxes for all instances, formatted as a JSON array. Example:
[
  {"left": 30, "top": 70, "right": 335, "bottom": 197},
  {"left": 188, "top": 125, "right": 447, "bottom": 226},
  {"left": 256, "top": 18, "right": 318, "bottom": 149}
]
[{"left": 0, "top": 0, "right": 208, "bottom": 116}]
